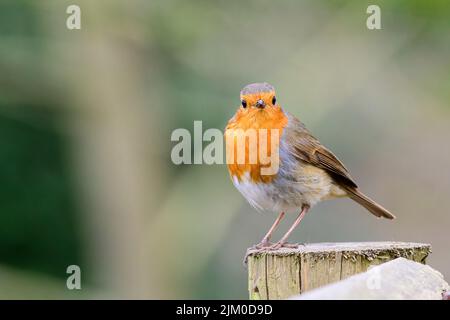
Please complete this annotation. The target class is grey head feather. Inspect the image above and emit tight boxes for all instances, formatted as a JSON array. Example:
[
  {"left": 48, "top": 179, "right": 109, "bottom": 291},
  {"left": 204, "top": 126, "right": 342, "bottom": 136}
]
[{"left": 240, "top": 82, "right": 275, "bottom": 96}]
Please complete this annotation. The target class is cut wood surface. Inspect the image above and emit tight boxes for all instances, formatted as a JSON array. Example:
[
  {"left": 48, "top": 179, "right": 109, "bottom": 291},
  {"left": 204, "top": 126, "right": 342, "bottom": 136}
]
[
  {"left": 246, "top": 242, "right": 431, "bottom": 300},
  {"left": 291, "top": 258, "right": 449, "bottom": 300}
]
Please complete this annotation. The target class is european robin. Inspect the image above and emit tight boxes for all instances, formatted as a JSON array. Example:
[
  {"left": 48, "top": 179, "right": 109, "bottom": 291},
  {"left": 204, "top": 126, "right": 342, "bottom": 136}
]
[{"left": 225, "top": 82, "right": 395, "bottom": 250}]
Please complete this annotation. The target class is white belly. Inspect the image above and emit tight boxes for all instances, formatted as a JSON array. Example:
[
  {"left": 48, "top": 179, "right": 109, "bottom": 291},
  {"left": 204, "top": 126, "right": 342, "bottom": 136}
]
[{"left": 232, "top": 159, "right": 346, "bottom": 213}]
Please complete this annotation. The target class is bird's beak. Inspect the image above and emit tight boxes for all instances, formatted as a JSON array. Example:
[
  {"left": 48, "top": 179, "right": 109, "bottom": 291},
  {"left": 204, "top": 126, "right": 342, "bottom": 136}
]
[{"left": 256, "top": 99, "right": 265, "bottom": 109}]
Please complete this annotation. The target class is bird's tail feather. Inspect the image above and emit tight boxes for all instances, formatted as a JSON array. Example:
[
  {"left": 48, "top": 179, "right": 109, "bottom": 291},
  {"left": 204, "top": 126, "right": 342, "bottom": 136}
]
[{"left": 345, "top": 188, "right": 396, "bottom": 220}]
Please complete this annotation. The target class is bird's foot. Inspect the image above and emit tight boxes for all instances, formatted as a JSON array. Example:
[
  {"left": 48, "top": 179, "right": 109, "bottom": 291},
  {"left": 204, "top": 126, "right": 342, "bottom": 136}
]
[
  {"left": 268, "top": 241, "right": 301, "bottom": 250},
  {"left": 243, "top": 240, "right": 273, "bottom": 267},
  {"left": 252, "top": 240, "right": 273, "bottom": 250}
]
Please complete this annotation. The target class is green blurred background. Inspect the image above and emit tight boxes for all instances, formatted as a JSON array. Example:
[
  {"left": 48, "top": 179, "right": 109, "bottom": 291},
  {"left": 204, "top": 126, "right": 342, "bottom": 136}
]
[{"left": 0, "top": 0, "right": 449, "bottom": 299}]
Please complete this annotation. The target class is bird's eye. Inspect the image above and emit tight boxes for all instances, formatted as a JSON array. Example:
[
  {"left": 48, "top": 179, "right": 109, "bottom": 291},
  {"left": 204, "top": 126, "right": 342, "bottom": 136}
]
[
  {"left": 272, "top": 96, "right": 277, "bottom": 105},
  {"left": 241, "top": 100, "right": 247, "bottom": 108}
]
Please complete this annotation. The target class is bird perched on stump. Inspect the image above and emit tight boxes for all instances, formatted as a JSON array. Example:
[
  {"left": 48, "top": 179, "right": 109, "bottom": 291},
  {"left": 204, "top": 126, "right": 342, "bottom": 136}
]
[{"left": 225, "top": 82, "right": 395, "bottom": 250}]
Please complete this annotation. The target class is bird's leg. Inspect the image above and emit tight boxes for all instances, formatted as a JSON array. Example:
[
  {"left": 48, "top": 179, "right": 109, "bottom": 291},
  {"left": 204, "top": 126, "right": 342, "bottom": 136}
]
[
  {"left": 253, "top": 211, "right": 285, "bottom": 249},
  {"left": 270, "top": 205, "right": 309, "bottom": 250}
]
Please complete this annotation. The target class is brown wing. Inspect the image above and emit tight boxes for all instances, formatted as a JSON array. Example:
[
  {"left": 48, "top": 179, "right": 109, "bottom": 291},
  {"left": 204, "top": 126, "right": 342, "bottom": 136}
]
[{"left": 285, "top": 113, "right": 358, "bottom": 189}]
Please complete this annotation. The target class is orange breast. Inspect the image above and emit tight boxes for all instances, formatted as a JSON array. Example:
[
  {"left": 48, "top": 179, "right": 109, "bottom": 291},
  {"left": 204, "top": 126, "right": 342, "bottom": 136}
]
[{"left": 225, "top": 107, "right": 288, "bottom": 183}]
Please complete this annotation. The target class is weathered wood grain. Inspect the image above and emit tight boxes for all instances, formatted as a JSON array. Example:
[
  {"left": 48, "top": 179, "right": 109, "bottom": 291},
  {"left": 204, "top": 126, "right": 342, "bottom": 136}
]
[
  {"left": 247, "top": 253, "right": 268, "bottom": 300},
  {"left": 266, "top": 254, "right": 300, "bottom": 299}
]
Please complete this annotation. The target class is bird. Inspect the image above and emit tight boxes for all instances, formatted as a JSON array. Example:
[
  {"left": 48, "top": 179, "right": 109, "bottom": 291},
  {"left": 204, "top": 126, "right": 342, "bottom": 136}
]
[{"left": 225, "top": 82, "right": 395, "bottom": 250}]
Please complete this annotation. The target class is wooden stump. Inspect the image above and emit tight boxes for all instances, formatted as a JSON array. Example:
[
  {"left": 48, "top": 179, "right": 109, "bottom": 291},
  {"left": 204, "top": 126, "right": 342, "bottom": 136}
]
[{"left": 246, "top": 242, "right": 431, "bottom": 300}]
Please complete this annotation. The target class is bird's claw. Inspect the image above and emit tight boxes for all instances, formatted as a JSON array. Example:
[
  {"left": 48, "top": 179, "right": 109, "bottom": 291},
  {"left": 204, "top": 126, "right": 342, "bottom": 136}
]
[
  {"left": 268, "top": 242, "right": 300, "bottom": 250},
  {"left": 252, "top": 241, "right": 273, "bottom": 250},
  {"left": 243, "top": 241, "right": 273, "bottom": 266}
]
